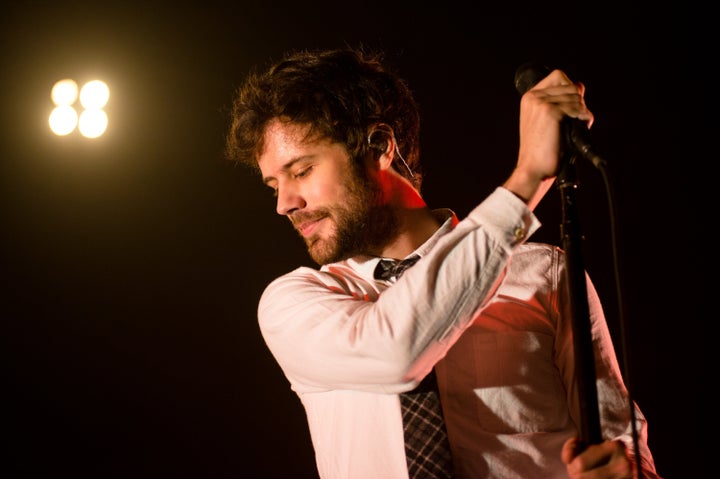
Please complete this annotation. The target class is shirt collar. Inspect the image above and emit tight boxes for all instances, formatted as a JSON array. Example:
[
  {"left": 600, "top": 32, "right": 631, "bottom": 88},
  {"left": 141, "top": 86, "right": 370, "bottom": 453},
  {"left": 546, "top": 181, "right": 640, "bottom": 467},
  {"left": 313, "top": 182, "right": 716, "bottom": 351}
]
[{"left": 339, "top": 208, "right": 458, "bottom": 280}]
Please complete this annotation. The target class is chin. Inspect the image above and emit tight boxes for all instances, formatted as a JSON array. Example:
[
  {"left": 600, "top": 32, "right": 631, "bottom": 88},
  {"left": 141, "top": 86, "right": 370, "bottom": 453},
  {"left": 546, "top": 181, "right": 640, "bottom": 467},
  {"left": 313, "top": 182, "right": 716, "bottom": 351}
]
[
  {"left": 306, "top": 241, "right": 330, "bottom": 265},
  {"left": 309, "top": 241, "right": 348, "bottom": 266}
]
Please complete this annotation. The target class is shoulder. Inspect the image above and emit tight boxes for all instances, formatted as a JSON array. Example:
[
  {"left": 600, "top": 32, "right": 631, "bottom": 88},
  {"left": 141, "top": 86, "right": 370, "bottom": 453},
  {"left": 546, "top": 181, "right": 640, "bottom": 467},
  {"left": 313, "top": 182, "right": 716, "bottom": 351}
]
[
  {"left": 259, "top": 260, "right": 381, "bottom": 308},
  {"left": 256, "top": 261, "right": 382, "bottom": 332}
]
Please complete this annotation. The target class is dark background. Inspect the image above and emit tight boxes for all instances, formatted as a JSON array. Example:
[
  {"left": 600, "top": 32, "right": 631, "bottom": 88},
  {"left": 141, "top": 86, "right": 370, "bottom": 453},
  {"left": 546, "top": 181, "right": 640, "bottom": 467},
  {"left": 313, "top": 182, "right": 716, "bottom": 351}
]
[{"left": 2, "top": 4, "right": 701, "bottom": 478}]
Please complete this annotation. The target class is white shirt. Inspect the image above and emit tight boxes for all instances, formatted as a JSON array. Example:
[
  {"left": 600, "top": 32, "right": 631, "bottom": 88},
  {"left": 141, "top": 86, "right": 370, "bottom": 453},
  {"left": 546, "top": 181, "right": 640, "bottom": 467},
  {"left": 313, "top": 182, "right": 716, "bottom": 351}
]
[{"left": 257, "top": 187, "right": 659, "bottom": 479}]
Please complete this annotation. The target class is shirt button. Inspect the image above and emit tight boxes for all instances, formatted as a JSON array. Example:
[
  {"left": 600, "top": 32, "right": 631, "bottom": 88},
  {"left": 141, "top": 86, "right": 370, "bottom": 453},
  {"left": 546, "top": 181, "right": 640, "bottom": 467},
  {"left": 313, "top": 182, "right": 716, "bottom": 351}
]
[{"left": 513, "top": 227, "right": 526, "bottom": 241}]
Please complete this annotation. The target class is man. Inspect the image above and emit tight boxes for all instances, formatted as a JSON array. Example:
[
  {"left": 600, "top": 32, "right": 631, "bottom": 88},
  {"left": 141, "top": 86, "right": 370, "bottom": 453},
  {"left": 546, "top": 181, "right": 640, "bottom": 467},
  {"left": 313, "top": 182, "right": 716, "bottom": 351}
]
[{"left": 224, "top": 47, "right": 660, "bottom": 478}]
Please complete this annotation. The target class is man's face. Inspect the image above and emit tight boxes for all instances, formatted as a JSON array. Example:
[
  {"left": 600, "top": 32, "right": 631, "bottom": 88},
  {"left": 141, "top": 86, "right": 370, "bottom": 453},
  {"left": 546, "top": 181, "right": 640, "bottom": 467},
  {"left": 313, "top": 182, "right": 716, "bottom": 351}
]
[{"left": 258, "top": 120, "right": 398, "bottom": 265}]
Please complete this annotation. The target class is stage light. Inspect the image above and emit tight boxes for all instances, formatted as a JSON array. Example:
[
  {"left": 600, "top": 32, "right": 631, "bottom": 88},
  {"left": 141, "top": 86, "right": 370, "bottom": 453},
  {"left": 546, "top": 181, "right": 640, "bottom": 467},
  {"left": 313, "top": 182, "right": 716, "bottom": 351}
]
[
  {"left": 79, "top": 80, "right": 109, "bottom": 109},
  {"left": 49, "top": 79, "right": 109, "bottom": 138},
  {"left": 78, "top": 108, "right": 108, "bottom": 139},
  {"left": 48, "top": 104, "right": 78, "bottom": 136},
  {"left": 51, "top": 79, "right": 78, "bottom": 106}
]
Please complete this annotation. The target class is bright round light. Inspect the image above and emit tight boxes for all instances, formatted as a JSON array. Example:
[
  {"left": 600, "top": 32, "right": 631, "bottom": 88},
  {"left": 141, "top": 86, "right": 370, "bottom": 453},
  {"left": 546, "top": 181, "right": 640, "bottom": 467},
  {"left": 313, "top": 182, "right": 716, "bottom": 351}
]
[
  {"left": 49, "top": 105, "right": 78, "bottom": 135},
  {"left": 51, "top": 79, "right": 79, "bottom": 106},
  {"left": 79, "top": 80, "right": 109, "bottom": 109},
  {"left": 78, "top": 108, "right": 108, "bottom": 138}
]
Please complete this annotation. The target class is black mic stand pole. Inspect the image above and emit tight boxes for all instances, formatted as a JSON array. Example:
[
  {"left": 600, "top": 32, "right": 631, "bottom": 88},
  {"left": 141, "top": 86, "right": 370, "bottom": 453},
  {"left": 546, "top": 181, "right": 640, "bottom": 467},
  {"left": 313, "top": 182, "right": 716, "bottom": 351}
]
[{"left": 556, "top": 138, "right": 602, "bottom": 447}]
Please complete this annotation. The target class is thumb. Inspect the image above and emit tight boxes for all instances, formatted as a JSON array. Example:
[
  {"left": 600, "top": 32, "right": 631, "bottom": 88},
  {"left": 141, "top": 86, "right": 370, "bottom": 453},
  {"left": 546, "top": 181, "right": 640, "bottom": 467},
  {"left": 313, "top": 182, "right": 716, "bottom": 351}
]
[{"left": 561, "top": 437, "right": 587, "bottom": 465}]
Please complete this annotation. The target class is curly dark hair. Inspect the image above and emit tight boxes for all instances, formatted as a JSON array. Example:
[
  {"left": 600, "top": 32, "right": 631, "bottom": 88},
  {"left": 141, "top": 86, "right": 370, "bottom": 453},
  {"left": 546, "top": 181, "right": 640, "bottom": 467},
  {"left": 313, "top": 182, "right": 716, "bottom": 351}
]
[{"left": 224, "top": 47, "right": 423, "bottom": 190}]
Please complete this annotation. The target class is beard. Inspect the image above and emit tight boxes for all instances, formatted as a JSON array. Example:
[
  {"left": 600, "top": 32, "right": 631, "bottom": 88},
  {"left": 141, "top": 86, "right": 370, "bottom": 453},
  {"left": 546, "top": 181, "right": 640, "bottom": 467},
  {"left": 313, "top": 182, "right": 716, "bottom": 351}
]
[{"left": 294, "top": 163, "right": 399, "bottom": 265}]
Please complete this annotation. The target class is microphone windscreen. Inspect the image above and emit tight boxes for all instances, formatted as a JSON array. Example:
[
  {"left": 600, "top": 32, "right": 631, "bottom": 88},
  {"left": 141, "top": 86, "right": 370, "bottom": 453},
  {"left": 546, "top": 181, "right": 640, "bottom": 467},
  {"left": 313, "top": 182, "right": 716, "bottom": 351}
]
[{"left": 514, "top": 62, "right": 551, "bottom": 95}]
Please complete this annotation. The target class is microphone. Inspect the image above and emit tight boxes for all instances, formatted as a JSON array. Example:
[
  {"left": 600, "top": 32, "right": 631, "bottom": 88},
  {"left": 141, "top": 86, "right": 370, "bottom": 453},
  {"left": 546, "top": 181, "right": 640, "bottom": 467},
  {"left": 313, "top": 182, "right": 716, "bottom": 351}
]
[{"left": 514, "top": 62, "right": 606, "bottom": 169}]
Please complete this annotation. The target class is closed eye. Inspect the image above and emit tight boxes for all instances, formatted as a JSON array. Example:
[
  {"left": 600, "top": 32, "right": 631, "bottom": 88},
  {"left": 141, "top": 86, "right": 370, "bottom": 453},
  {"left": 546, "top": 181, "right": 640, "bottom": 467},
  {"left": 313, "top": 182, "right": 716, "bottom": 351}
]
[{"left": 293, "top": 166, "right": 313, "bottom": 179}]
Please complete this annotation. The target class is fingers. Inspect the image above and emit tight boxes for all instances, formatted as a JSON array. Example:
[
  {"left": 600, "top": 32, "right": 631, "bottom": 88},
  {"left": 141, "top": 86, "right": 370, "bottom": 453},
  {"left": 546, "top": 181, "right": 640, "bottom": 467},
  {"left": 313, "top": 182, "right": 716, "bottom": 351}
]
[
  {"left": 526, "top": 69, "right": 594, "bottom": 124},
  {"left": 506, "top": 67, "right": 595, "bottom": 209},
  {"left": 561, "top": 437, "right": 587, "bottom": 464},
  {"left": 562, "top": 438, "right": 634, "bottom": 479},
  {"left": 577, "top": 82, "right": 594, "bottom": 128}
]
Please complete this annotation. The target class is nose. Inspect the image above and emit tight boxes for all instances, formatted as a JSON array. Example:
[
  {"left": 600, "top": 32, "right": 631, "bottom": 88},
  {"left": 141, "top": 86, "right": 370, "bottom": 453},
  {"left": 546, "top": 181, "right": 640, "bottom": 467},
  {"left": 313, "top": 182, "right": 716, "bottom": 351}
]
[{"left": 276, "top": 182, "right": 305, "bottom": 216}]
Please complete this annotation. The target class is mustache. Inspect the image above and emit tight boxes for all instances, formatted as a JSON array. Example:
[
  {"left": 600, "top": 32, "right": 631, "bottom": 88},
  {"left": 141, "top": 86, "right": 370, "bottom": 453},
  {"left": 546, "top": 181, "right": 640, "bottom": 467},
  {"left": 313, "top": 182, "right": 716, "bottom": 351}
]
[{"left": 289, "top": 210, "right": 329, "bottom": 229}]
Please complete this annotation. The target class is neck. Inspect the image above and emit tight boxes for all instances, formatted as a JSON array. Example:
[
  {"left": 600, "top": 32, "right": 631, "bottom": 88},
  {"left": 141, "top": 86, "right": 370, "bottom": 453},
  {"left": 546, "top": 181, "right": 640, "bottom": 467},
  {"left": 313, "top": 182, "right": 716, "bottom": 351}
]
[
  {"left": 377, "top": 176, "right": 441, "bottom": 260},
  {"left": 380, "top": 206, "right": 441, "bottom": 259}
]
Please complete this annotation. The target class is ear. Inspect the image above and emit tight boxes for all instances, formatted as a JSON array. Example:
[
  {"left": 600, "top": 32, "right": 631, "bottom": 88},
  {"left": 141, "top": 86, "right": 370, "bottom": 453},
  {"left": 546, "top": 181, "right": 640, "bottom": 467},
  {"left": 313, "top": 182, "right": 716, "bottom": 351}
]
[{"left": 367, "top": 124, "right": 396, "bottom": 172}]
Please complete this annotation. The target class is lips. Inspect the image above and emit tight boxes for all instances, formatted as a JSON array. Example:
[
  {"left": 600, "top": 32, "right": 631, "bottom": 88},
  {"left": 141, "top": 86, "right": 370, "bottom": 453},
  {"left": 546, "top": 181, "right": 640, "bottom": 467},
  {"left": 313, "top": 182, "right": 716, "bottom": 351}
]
[{"left": 294, "top": 216, "right": 325, "bottom": 238}]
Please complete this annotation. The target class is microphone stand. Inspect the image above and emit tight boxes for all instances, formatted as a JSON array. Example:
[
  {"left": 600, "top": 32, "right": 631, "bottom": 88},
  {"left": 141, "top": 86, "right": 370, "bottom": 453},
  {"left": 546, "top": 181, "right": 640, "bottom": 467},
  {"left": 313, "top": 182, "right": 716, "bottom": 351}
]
[{"left": 556, "top": 143, "right": 602, "bottom": 446}]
